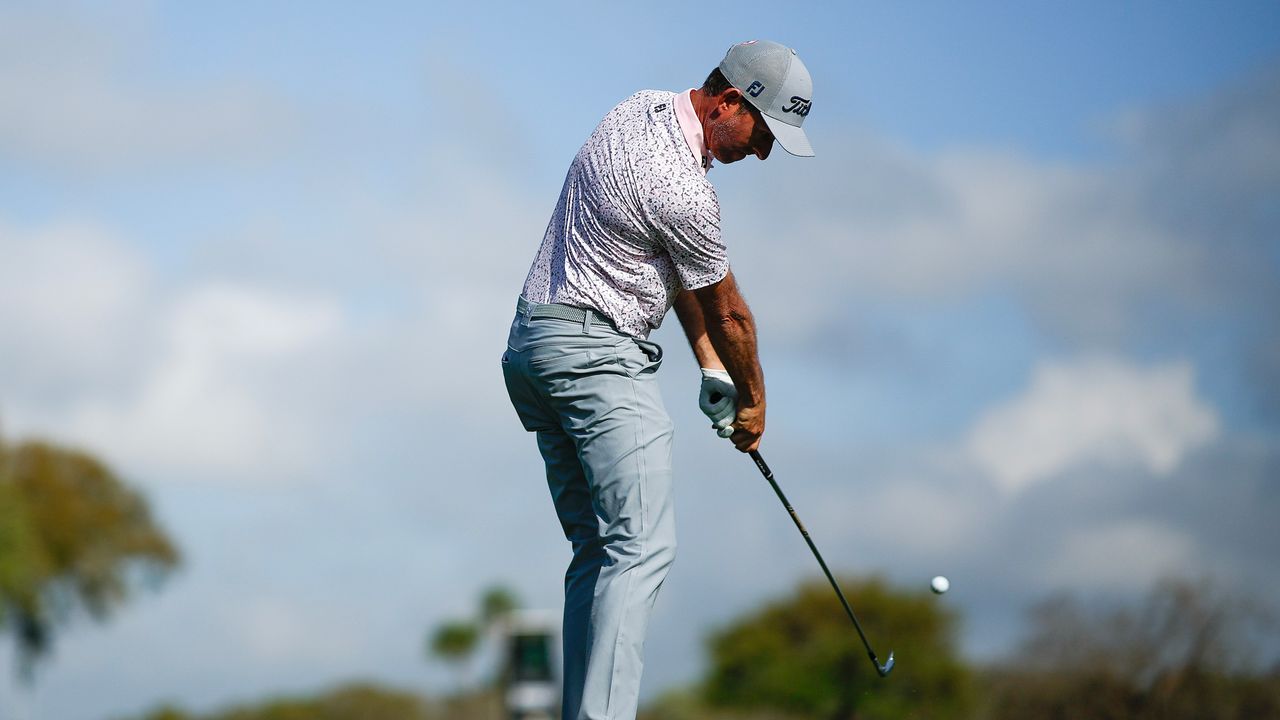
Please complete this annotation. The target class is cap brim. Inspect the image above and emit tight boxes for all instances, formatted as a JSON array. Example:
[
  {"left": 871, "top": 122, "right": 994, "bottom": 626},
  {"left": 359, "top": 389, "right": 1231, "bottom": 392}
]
[{"left": 761, "top": 114, "right": 814, "bottom": 157}]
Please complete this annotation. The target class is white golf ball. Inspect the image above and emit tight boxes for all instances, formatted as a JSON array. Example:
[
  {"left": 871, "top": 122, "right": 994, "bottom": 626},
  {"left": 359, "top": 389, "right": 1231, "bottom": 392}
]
[{"left": 930, "top": 576, "right": 950, "bottom": 594}]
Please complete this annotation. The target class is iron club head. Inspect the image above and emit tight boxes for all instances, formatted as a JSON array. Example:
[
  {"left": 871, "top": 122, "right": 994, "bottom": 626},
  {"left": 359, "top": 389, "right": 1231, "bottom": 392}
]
[{"left": 876, "top": 651, "right": 895, "bottom": 677}]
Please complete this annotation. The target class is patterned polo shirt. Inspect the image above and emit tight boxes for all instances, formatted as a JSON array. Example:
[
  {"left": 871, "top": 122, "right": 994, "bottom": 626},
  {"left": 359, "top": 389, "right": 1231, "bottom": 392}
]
[{"left": 520, "top": 89, "right": 728, "bottom": 339}]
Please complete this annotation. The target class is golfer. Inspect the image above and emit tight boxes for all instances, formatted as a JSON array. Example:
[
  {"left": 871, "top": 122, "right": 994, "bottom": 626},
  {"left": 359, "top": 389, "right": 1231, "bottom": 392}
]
[{"left": 502, "top": 40, "right": 814, "bottom": 720}]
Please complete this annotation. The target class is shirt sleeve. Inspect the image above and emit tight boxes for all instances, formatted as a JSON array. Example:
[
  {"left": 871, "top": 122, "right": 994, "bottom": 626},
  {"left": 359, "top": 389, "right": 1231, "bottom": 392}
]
[{"left": 647, "top": 175, "right": 729, "bottom": 291}]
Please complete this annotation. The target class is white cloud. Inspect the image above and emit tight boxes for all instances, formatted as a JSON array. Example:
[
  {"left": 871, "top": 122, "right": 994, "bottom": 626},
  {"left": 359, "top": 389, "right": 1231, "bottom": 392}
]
[
  {"left": 967, "top": 357, "right": 1219, "bottom": 493},
  {"left": 1042, "top": 521, "right": 1200, "bottom": 592},
  {"left": 0, "top": 215, "right": 348, "bottom": 483},
  {"left": 62, "top": 284, "right": 345, "bottom": 483},
  {"left": 778, "top": 150, "right": 1183, "bottom": 342},
  {"left": 0, "top": 219, "right": 152, "bottom": 401}
]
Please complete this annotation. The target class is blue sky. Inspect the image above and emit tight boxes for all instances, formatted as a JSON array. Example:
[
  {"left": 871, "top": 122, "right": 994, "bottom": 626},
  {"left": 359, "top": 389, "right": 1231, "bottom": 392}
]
[{"left": 2, "top": 2, "right": 1279, "bottom": 718}]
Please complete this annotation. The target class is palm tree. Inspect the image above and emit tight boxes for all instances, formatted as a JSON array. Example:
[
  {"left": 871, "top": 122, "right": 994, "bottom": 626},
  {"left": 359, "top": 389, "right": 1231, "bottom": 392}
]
[
  {"left": 429, "top": 620, "right": 480, "bottom": 691},
  {"left": 480, "top": 585, "right": 519, "bottom": 628}
]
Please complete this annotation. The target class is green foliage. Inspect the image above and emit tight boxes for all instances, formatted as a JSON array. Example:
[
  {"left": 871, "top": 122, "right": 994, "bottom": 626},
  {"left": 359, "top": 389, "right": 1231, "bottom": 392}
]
[
  {"left": 123, "top": 683, "right": 443, "bottom": 720},
  {"left": 430, "top": 620, "right": 480, "bottom": 663},
  {"left": 0, "top": 480, "right": 49, "bottom": 626},
  {"left": 641, "top": 686, "right": 804, "bottom": 720},
  {"left": 131, "top": 706, "right": 192, "bottom": 720},
  {"left": 703, "top": 576, "right": 972, "bottom": 720},
  {"left": 0, "top": 435, "right": 180, "bottom": 672},
  {"left": 479, "top": 584, "right": 520, "bottom": 626},
  {"left": 217, "top": 683, "right": 434, "bottom": 720}
]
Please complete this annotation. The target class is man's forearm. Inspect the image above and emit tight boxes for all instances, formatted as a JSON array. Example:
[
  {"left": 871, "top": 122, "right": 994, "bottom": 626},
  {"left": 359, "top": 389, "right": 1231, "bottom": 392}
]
[
  {"left": 685, "top": 273, "right": 764, "bottom": 406},
  {"left": 673, "top": 290, "right": 724, "bottom": 370},
  {"left": 676, "top": 285, "right": 764, "bottom": 405},
  {"left": 685, "top": 272, "right": 766, "bottom": 451},
  {"left": 702, "top": 301, "right": 764, "bottom": 406}
]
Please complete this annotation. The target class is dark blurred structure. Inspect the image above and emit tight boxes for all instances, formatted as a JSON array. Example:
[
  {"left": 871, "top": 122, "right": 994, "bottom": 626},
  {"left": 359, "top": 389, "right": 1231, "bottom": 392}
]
[{"left": 502, "top": 610, "right": 558, "bottom": 720}]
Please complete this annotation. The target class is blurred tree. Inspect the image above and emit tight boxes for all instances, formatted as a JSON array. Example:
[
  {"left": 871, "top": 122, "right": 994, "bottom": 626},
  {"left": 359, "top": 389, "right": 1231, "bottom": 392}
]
[
  {"left": 0, "top": 435, "right": 180, "bottom": 676},
  {"left": 479, "top": 584, "right": 519, "bottom": 628},
  {"left": 641, "top": 686, "right": 804, "bottom": 720},
  {"left": 123, "top": 683, "right": 440, "bottom": 720},
  {"left": 429, "top": 620, "right": 480, "bottom": 689},
  {"left": 0, "top": 477, "right": 48, "bottom": 639},
  {"left": 703, "top": 576, "right": 972, "bottom": 720},
  {"left": 425, "top": 584, "right": 523, "bottom": 697},
  {"left": 132, "top": 706, "right": 191, "bottom": 720},
  {"left": 984, "top": 577, "right": 1280, "bottom": 719}
]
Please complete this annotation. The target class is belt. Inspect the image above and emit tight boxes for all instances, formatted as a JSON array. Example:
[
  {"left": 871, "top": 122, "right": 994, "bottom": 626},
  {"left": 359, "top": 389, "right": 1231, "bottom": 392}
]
[{"left": 517, "top": 297, "right": 614, "bottom": 329}]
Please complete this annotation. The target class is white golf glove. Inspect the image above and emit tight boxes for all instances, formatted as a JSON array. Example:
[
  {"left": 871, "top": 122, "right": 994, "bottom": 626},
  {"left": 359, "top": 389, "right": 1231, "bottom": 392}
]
[{"left": 699, "top": 368, "right": 737, "bottom": 439}]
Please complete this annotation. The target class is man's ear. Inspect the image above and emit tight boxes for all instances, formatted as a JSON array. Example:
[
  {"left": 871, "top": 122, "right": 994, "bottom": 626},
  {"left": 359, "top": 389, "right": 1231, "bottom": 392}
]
[{"left": 712, "top": 87, "right": 744, "bottom": 118}]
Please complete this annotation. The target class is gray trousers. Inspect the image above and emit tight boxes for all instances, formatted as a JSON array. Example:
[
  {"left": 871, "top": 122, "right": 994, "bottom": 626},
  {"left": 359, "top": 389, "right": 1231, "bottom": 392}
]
[{"left": 502, "top": 298, "right": 676, "bottom": 720}]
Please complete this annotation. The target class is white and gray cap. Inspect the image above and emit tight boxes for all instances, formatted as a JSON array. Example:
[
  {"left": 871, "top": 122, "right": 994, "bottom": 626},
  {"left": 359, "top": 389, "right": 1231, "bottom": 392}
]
[{"left": 718, "top": 39, "right": 814, "bottom": 157}]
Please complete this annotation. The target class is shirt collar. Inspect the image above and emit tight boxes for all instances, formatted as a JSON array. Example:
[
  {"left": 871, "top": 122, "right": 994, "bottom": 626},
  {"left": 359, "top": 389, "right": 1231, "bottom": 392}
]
[{"left": 674, "top": 89, "right": 712, "bottom": 174}]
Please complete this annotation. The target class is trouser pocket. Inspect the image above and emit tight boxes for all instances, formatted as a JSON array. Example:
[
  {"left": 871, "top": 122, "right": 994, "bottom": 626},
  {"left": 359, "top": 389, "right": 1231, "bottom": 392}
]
[
  {"left": 502, "top": 348, "right": 560, "bottom": 433},
  {"left": 616, "top": 337, "right": 664, "bottom": 378}
]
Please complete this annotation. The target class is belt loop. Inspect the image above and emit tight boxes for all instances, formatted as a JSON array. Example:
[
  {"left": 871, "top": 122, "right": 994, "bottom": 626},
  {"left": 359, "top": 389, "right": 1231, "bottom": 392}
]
[
  {"left": 519, "top": 297, "right": 533, "bottom": 326},
  {"left": 582, "top": 308, "right": 592, "bottom": 334}
]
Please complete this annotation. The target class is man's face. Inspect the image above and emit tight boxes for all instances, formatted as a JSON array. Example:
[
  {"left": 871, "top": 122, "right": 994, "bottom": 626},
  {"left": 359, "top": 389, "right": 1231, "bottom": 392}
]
[{"left": 707, "top": 90, "right": 775, "bottom": 164}]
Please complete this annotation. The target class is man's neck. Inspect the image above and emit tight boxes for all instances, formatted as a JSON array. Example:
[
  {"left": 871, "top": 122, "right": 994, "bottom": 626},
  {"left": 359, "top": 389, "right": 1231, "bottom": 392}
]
[{"left": 690, "top": 88, "right": 716, "bottom": 135}]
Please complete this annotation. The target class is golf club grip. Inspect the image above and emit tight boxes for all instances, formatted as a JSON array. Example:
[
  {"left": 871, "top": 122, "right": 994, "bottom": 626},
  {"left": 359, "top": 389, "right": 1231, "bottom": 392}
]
[{"left": 749, "top": 450, "right": 894, "bottom": 677}]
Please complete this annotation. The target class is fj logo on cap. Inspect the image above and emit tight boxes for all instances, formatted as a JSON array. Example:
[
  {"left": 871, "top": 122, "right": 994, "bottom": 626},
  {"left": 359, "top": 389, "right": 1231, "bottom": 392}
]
[
  {"left": 746, "top": 81, "right": 765, "bottom": 97},
  {"left": 782, "top": 96, "right": 811, "bottom": 117}
]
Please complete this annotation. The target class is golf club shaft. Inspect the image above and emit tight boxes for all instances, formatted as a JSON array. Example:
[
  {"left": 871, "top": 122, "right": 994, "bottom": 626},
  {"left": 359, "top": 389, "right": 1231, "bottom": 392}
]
[{"left": 749, "top": 449, "right": 893, "bottom": 676}]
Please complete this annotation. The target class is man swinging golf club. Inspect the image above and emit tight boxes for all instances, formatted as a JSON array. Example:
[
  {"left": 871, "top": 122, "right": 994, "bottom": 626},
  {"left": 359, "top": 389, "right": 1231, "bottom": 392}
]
[{"left": 502, "top": 40, "right": 814, "bottom": 719}]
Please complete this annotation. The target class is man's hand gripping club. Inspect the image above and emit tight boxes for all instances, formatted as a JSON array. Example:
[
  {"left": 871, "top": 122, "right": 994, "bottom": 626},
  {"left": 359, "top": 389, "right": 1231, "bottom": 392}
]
[{"left": 699, "top": 368, "right": 737, "bottom": 438}]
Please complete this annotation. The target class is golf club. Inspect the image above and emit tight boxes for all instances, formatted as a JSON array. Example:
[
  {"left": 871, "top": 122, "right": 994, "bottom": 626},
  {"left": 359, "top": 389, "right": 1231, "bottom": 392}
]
[{"left": 748, "top": 448, "right": 895, "bottom": 677}]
